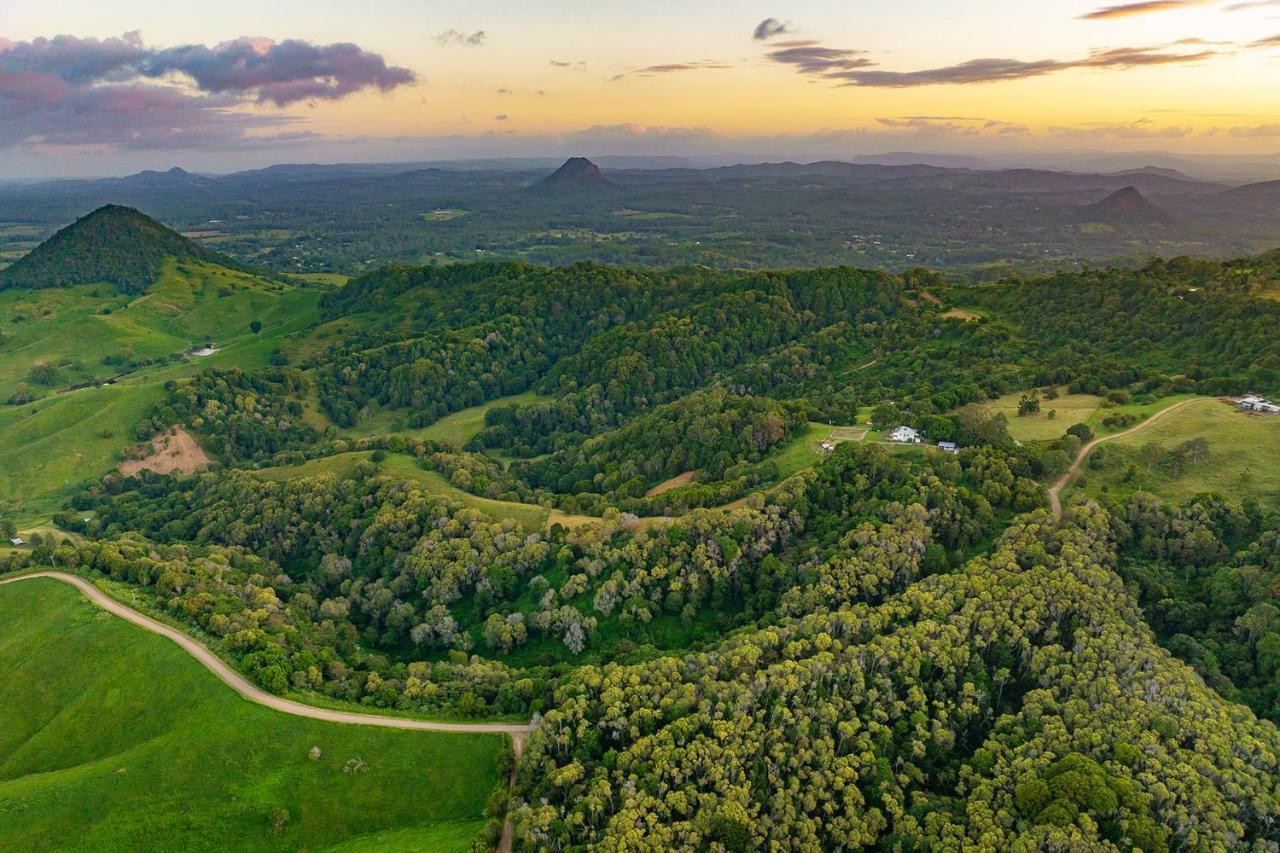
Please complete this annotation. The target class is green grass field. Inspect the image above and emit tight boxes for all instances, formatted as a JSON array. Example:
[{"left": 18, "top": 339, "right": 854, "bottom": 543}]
[
  {"left": 339, "top": 391, "right": 552, "bottom": 447},
  {"left": 1074, "top": 398, "right": 1280, "bottom": 509},
  {"left": 0, "top": 578, "right": 499, "bottom": 852},
  {"left": 984, "top": 391, "right": 1102, "bottom": 442},
  {"left": 769, "top": 422, "right": 842, "bottom": 479}
]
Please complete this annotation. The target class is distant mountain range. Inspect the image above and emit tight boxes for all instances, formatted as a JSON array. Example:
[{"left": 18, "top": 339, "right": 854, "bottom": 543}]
[{"left": 3, "top": 155, "right": 1280, "bottom": 275}]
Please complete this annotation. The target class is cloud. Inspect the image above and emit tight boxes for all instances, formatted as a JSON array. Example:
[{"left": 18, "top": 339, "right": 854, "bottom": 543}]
[
  {"left": 763, "top": 34, "right": 1221, "bottom": 87},
  {"left": 611, "top": 60, "right": 731, "bottom": 81},
  {"left": 0, "top": 32, "right": 415, "bottom": 107},
  {"left": 1252, "top": 33, "right": 1280, "bottom": 46},
  {"left": 1046, "top": 119, "right": 1194, "bottom": 139},
  {"left": 753, "top": 18, "right": 793, "bottom": 40},
  {"left": 495, "top": 113, "right": 508, "bottom": 121},
  {"left": 1228, "top": 123, "right": 1280, "bottom": 136},
  {"left": 0, "top": 32, "right": 415, "bottom": 149},
  {"left": 0, "top": 73, "right": 298, "bottom": 149},
  {"left": 764, "top": 40, "right": 874, "bottom": 74},
  {"left": 549, "top": 60, "right": 587, "bottom": 70},
  {"left": 435, "top": 29, "right": 485, "bottom": 47},
  {"left": 139, "top": 38, "right": 415, "bottom": 106},
  {"left": 1080, "top": 0, "right": 1216, "bottom": 20}
]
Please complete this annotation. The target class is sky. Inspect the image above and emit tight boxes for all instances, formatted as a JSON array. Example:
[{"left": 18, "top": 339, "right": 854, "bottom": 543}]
[{"left": 3, "top": 0, "right": 1280, "bottom": 177}]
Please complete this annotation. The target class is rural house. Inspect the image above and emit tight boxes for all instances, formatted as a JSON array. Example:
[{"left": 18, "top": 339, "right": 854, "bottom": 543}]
[
  {"left": 938, "top": 441, "right": 960, "bottom": 454},
  {"left": 890, "top": 426, "right": 922, "bottom": 444},
  {"left": 1239, "top": 395, "right": 1280, "bottom": 414}
]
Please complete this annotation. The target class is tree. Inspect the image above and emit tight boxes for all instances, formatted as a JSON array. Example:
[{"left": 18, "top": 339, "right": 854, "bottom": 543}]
[{"left": 250, "top": 320, "right": 263, "bottom": 334}]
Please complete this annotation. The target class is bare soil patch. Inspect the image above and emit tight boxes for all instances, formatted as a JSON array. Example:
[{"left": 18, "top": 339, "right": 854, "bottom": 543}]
[
  {"left": 120, "top": 427, "right": 211, "bottom": 477},
  {"left": 942, "top": 308, "right": 979, "bottom": 321}
]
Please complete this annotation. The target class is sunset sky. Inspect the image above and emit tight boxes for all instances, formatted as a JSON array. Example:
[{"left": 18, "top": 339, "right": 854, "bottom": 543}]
[{"left": 3, "top": 0, "right": 1280, "bottom": 176}]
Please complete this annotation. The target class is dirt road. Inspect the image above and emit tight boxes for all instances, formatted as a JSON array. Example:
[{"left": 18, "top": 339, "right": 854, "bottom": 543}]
[
  {"left": 0, "top": 571, "right": 533, "bottom": 744},
  {"left": 1047, "top": 397, "right": 1202, "bottom": 519}
]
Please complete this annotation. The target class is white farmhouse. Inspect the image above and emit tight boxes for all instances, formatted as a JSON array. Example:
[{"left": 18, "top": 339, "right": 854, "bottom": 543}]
[
  {"left": 1239, "top": 396, "right": 1280, "bottom": 414},
  {"left": 889, "top": 426, "right": 922, "bottom": 444}
]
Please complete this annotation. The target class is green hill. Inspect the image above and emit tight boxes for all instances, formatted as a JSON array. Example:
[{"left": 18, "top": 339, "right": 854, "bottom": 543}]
[
  {"left": 0, "top": 577, "right": 500, "bottom": 852},
  {"left": 0, "top": 259, "right": 323, "bottom": 523},
  {"left": 0, "top": 205, "right": 248, "bottom": 294}
]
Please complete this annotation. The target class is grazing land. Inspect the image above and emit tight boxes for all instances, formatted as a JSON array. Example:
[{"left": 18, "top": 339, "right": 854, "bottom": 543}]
[
  {"left": 0, "top": 578, "right": 500, "bottom": 852},
  {"left": 985, "top": 391, "right": 1102, "bottom": 441},
  {"left": 1075, "top": 397, "right": 1280, "bottom": 509}
]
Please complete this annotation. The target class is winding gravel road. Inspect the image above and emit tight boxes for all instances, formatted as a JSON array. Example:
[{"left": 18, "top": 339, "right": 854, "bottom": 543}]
[
  {"left": 1047, "top": 397, "right": 1203, "bottom": 519},
  {"left": 0, "top": 571, "right": 533, "bottom": 749}
]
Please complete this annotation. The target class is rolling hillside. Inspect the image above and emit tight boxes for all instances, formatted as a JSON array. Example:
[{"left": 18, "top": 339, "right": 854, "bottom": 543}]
[
  {"left": 0, "top": 577, "right": 500, "bottom": 852},
  {"left": 0, "top": 215, "right": 324, "bottom": 523}
]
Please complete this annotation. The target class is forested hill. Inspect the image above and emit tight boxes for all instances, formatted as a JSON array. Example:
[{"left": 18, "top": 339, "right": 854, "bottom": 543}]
[
  {"left": 0, "top": 205, "right": 248, "bottom": 293},
  {"left": 7, "top": 241, "right": 1280, "bottom": 849}
]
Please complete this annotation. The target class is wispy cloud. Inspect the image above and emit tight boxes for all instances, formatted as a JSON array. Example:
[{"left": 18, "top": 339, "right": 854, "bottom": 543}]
[
  {"left": 759, "top": 22, "right": 1223, "bottom": 88},
  {"left": 611, "top": 60, "right": 730, "bottom": 81},
  {"left": 763, "top": 40, "right": 873, "bottom": 74},
  {"left": 549, "top": 60, "right": 587, "bottom": 70},
  {"left": 1080, "top": 0, "right": 1216, "bottom": 20},
  {"left": 752, "top": 18, "right": 793, "bottom": 40},
  {"left": 434, "top": 29, "right": 485, "bottom": 47},
  {"left": 1084, "top": 0, "right": 1280, "bottom": 17}
]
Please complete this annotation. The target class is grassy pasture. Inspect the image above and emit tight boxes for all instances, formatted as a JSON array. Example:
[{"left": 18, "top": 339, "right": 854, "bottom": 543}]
[
  {"left": 983, "top": 391, "right": 1103, "bottom": 441},
  {"left": 1074, "top": 397, "right": 1280, "bottom": 510},
  {"left": 0, "top": 578, "right": 498, "bottom": 852}
]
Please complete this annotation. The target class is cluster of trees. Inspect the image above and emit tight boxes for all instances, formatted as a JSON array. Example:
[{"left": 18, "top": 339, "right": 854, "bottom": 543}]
[
  {"left": 57, "top": 444, "right": 1037, "bottom": 718},
  {"left": 514, "top": 390, "right": 805, "bottom": 498},
  {"left": 139, "top": 367, "right": 319, "bottom": 463},
  {"left": 954, "top": 258, "right": 1280, "bottom": 398},
  {"left": 509, "top": 501, "right": 1280, "bottom": 850},
  {"left": 1111, "top": 492, "right": 1280, "bottom": 721}
]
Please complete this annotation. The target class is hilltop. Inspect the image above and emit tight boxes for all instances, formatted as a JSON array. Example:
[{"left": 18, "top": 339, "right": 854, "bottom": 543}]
[
  {"left": 1077, "top": 186, "right": 1173, "bottom": 224},
  {"left": 0, "top": 205, "right": 246, "bottom": 294},
  {"left": 529, "top": 157, "right": 615, "bottom": 194}
]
